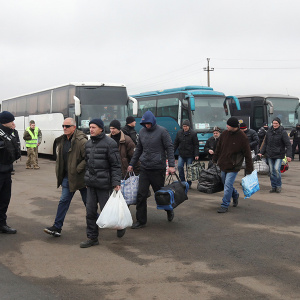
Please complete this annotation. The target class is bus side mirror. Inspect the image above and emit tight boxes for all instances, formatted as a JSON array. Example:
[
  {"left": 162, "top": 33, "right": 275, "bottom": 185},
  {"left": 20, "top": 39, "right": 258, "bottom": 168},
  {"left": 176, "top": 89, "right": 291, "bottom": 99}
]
[
  {"left": 129, "top": 96, "right": 138, "bottom": 116},
  {"left": 73, "top": 96, "right": 81, "bottom": 116},
  {"left": 225, "top": 96, "right": 241, "bottom": 111},
  {"left": 186, "top": 95, "right": 195, "bottom": 111}
]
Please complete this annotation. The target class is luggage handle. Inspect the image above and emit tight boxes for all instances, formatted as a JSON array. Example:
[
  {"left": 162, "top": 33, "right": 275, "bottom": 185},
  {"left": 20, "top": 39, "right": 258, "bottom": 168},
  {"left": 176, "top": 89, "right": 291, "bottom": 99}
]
[{"left": 165, "top": 172, "right": 182, "bottom": 185}]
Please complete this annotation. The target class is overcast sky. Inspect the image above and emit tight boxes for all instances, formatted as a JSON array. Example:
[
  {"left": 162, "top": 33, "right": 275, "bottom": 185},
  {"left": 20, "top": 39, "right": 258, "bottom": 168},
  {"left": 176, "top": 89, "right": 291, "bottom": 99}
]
[{"left": 1, "top": 0, "right": 300, "bottom": 102}]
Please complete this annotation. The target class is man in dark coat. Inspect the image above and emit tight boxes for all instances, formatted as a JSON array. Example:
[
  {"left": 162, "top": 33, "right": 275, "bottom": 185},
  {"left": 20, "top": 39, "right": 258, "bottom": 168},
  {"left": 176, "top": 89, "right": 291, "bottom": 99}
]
[
  {"left": 257, "top": 122, "right": 269, "bottom": 148},
  {"left": 213, "top": 117, "right": 253, "bottom": 213},
  {"left": 44, "top": 118, "right": 88, "bottom": 237},
  {"left": 204, "top": 127, "right": 221, "bottom": 161},
  {"left": 259, "top": 117, "right": 292, "bottom": 193},
  {"left": 240, "top": 123, "right": 259, "bottom": 154},
  {"left": 128, "top": 111, "right": 176, "bottom": 228},
  {"left": 80, "top": 118, "right": 122, "bottom": 248},
  {"left": 0, "top": 111, "right": 21, "bottom": 234},
  {"left": 173, "top": 119, "right": 199, "bottom": 187},
  {"left": 289, "top": 123, "right": 300, "bottom": 160},
  {"left": 122, "top": 116, "right": 138, "bottom": 145}
]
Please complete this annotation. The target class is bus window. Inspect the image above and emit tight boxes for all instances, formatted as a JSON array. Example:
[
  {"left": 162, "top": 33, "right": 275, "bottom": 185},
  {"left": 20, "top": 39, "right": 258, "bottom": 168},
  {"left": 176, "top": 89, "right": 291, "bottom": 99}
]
[
  {"left": 27, "top": 94, "right": 38, "bottom": 115},
  {"left": 157, "top": 97, "right": 179, "bottom": 119},
  {"left": 138, "top": 99, "right": 156, "bottom": 117},
  {"left": 253, "top": 106, "right": 264, "bottom": 130},
  {"left": 38, "top": 91, "right": 51, "bottom": 114},
  {"left": 52, "top": 87, "right": 69, "bottom": 117},
  {"left": 16, "top": 96, "right": 26, "bottom": 116}
]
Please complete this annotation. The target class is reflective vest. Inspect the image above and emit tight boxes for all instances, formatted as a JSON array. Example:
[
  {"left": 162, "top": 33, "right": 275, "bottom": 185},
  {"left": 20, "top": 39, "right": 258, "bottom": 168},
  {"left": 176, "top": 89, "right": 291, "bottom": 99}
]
[{"left": 25, "top": 126, "right": 39, "bottom": 148}]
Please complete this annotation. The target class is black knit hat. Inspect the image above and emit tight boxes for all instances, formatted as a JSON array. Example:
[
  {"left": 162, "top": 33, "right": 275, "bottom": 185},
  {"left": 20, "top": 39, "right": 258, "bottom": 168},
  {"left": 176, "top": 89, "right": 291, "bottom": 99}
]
[
  {"left": 227, "top": 117, "right": 239, "bottom": 128},
  {"left": 109, "top": 119, "right": 121, "bottom": 130},
  {"left": 273, "top": 117, "right": 281, "bottom": 125},
  {"left": 0, "top": 111, "right": 15, "bottom": 124},
  {"left": 182, "top": 119, "right": 190, "bottom": 126},
  {"left": 89, "top": 118, "right": 104, "bottom": 129},
  {"left": 239, "top": 122, "right": 247, "bottom": 129},
  {"left": 126, "top": 116, "right": 135, "bottom": 124}
]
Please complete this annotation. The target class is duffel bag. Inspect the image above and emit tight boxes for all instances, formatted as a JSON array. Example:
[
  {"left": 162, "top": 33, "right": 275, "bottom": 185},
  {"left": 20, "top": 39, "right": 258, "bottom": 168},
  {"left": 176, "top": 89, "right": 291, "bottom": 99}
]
[
  {"left": 197, "top": 164, "right": 224, "bottom": 194},
  {"left": 253, "top": 157, "right": 269, "bottom": 175},
  {"left": 155, "top": 173, "right": 188, "bottom": 210},
  {"left": 186, "top": 161, "right": 205, "bottom": 182}
]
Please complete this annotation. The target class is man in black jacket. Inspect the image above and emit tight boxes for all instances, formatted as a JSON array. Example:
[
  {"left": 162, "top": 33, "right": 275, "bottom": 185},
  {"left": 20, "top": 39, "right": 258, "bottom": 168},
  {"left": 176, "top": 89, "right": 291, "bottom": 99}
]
[
  {"left": 80, "top": 118, "right": 122, "bottom": 248},
  {"left": 122, "top": 116, "right": 138, "bottom": 145},
  {"left": 257, "top": 122, "right": 269, "bottom": 148},
  {"left": 174, "top": 119, "right": 199, "bottom": 187},
  {"left": 128, "top": 111, "right": 175, "bottom": 229},
  {"left": 204, "top": 127, "right": 221, "bottom": 161},
  {"left": 259, "top": 117, "right": 292, "bottom": 193},
  {"left": 290, "top": 123, "right": 300, "bottom": 160},
  {"left": 240, "top": 123, "right": 259, "bottom": 154},
  {"left": 0, "top": 111, "right": 21, "bottom": 234}
]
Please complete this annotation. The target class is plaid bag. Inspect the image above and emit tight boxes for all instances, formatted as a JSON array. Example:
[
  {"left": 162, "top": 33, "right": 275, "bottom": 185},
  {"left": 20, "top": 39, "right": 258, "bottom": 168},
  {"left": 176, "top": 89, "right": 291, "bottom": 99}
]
[
  {"left": 186, "top": 161, "right": 205, "bottom": 182},
  {"left": 121, "top": 173, "right": 139, "bottom": 205},
  {"left": 253, "top": 157, "right": 269, "bottom": 175}
]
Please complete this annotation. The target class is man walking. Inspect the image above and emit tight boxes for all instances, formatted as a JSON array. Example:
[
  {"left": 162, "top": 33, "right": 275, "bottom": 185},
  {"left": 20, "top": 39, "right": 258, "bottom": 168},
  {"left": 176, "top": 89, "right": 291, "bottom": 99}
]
[
  {"left": 257, "top": 122, "right": 269, "bottom": 148},
  {"left": 213, "top": 117, "right": 253, "bottom": 213},
  {"left": 289, "top": 123, "right": 300, "bottom": 160},
  {"left": 0, "top": 111, "right": 21, "bottom": 234},
  {"left": 122, "top": 116, "right": 138, "bottom": 145},
  {"left": 259, "top": 117, "right": 292, "bottom": 193},
  {"left": 127, "top": 111, "right": 176, "bottom": 228},
  {"left": 80, "top": 118, "right": 122, "bottom": 248},
  {"left": 23, "top": 120, "right": 42, "bottom": 169},
  {"left": 173, "top": 119, "right": 199, "bottom": 187},
  {"left": 44, "top": 118, "right": 88, "bottom": 237},
  {"left": 239, "top": 123, "right": 259, "bottom": 154},
  {"left": 204, "top": 127, "right": 221, "bottom": 161}
]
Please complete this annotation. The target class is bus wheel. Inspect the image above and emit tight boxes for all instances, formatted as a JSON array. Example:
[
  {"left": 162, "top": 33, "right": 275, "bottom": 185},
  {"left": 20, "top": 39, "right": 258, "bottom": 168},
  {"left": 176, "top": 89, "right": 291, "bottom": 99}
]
[{"left": 52, "top": 142, "right": 57, "bottom": 161}]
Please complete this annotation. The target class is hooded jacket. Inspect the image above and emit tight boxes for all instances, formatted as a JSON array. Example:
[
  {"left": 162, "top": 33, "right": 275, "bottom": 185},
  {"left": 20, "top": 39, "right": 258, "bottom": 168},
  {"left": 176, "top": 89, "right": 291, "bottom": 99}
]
[
  {"left": 129, "top": 111, "right": 175, "bottom": 170},
  {"left": 55, "top": 129, "right": 88, "bottom": 193},
  {"left": 85, "top": 131, "right": 121, "bottom": 189},
  {"left": 290, "top": 124, "right": 300, "bottom": 141},
  {"left": 260, "top": 125, "right": 292, "bottom": 159}
]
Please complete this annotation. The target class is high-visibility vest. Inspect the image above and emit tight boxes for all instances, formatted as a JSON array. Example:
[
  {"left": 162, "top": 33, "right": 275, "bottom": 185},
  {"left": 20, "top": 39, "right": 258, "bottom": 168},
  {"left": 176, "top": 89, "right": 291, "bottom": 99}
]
[{"left": 25, "top": 126, "right": 39, "bottom": 148}]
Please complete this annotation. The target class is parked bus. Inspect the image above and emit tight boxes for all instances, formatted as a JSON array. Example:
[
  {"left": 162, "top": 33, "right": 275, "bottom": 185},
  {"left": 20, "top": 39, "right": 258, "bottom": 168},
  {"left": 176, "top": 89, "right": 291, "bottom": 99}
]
[
  {"left": 228, "top": 94, "right": 300, "bottom": 133},
  {"left": 129, "top": 86, "right": 240, "bottom": 153},
  {"left": 1, "top": 82, "right": 137, "bottom": 158}
]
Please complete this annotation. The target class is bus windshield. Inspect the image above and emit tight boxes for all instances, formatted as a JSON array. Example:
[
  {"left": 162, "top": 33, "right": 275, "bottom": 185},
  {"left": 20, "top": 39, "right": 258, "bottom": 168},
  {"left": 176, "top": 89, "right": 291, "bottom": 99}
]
[
  {"left": 76, "top": 86, "right": 129, "bottom": 132},
  {"left": 268, "top": 97, "right": 299, "bottom": 129},
  {"left": 191, "top": 96, "right": 228, "bottom": 131}
]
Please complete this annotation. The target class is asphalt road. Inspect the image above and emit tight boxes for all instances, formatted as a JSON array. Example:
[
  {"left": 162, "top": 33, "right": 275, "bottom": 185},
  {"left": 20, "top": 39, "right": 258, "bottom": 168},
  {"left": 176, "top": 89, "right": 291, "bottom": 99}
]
[{"left": 1, "top": 156, "right": 300, "bottom": 300}]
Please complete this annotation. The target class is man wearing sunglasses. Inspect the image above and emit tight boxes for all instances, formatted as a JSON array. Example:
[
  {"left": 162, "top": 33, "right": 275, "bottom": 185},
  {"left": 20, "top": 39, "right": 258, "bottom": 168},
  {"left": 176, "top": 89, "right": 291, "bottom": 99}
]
[{"left": 44, "top": 118, "right": 88, "bottom": 237}]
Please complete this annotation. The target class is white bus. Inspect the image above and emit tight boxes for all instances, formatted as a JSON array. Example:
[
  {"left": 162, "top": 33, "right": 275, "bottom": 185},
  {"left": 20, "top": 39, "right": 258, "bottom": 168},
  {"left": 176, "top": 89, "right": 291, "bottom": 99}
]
[{"left": 1, "top": 82, "right": 137, "bottom": 158}]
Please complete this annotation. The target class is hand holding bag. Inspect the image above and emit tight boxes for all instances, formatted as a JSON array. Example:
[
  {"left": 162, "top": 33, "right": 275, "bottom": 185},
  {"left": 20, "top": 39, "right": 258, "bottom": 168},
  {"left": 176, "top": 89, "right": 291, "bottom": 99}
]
[
  {"left": 96, "top": 190, "right": 133, "bottom": 229},
  {"left": 241, "top": 170, "right": 260, "bottom": 199},
  {"left": 121, "top": 172, "right": 139, "bottom": 205}
]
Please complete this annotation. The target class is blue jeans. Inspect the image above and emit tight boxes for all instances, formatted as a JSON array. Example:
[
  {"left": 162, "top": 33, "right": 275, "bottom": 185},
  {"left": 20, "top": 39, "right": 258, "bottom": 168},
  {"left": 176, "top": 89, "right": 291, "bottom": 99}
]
[
  {"left": 267, "top": 158, "right": 282, "bottom": 188},
  {"left": 221, "top": 171, "right": 239, "bottom": 208},
  {"left": 54, "top": 177, "right": 87, "bottom": 229},
  {"left": 178, "top": 156, "right": 193, "bottom": 185}
]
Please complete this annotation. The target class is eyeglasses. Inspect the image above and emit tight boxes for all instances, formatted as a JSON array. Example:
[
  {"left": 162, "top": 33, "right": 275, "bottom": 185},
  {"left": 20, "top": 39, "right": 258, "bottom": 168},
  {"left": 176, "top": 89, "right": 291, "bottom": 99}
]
[{"left": 62, "top": 125, "right": 74, "bottom": 128}]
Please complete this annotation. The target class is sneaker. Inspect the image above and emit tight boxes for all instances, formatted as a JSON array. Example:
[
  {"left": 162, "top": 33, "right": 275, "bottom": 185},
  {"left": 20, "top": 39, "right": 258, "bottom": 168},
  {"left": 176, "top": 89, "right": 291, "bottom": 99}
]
[
  {"left": 117, "top": 229, "right": 126, "bottom": 238},
  {"left": 80, "top": 238, "right": 99, "bottom": 248},
  {"left": 34, "top": 166, "right": 40, "bottom": 169},
  {"left": 26, "top": 166, "right": 31, "bottom": 169},
  {"left": 131, "top": 221, "right": 146, "bottom": 229},
  {"left": 233, "top": 194, "right": 239, "bottom": 207},
  {"left": 44, "top": 225, "right": 61, "bottom": 237},
  {"left": 167, "top": 210, "right": 174, "bottom": 222},
  {"left": 276, "top": 187, "right": 282, "bottom": 193},
  {"left": 269, "top": 187, "right": 276, "bottom": 193},
  {"left": 217, "top": 206, "right": 228, "bottom": 213}
]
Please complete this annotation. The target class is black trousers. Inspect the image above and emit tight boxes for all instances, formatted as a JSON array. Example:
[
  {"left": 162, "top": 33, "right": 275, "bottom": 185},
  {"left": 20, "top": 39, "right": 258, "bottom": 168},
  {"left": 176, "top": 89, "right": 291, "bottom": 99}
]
[
  {"left": 86, "top": 187, "right": 110, "bottom": 239},
  {"left": 136, "top": 168, "right": 165, "bottom": 224},
  {"left": 0, "top": 176, "right": 12, "bottom": 226},
  {"left": 292, "top": 140, "right": 300, "bottom": 160}
]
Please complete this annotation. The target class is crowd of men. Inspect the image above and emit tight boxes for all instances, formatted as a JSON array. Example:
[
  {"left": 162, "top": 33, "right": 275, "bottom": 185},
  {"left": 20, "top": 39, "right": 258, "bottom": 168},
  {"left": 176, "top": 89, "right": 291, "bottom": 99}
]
[{"left": 0, "top": 110, "right": 296, "bottom": 246}]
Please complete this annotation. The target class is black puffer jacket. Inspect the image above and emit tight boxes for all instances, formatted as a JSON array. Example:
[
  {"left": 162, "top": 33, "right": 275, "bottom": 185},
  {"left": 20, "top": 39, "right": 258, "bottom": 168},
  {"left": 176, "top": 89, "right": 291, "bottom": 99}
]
[
  {"left": 260, "top": 126, "right": 292, "bottom": 159},
  {"left": 85, "top": 132, "right": 121, "bottom": 189},
  {"left": 121, "top": 125, "right": 138, "bottom": 145},
  {"left": 204, "top": 136, "right": 219, "bottom": 160},
  {"left": 243, "top": 128, "right": 259, "bottom": 153},
  {"left": 290, "top": 125, "right": 300, "bottom": 141},
  {"left": 174, "top": 129, "right": 199, "bottom": 158}
]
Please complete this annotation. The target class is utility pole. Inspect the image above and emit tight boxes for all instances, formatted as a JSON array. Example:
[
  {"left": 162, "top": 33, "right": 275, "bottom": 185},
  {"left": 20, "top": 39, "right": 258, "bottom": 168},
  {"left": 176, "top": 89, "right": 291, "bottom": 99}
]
[{"left": 203, "top": 58, "right": 214, "bottom": 87}]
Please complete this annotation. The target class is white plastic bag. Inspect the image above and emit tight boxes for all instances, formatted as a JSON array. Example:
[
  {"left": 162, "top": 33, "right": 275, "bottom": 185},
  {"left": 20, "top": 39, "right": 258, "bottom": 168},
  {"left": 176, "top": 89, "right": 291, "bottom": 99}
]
[
  {"left": 96, "top": 190, "right": 133, "bottom": 229},
  {"left": 241, "top": 170, "right": 260, "bottom": 199}
]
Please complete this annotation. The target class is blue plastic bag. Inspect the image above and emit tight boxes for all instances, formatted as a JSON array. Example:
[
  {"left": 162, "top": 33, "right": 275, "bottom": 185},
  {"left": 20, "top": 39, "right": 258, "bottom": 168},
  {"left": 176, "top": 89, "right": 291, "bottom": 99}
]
[{"left": 241, "top": 170, "right": 260, "bottom": 199}]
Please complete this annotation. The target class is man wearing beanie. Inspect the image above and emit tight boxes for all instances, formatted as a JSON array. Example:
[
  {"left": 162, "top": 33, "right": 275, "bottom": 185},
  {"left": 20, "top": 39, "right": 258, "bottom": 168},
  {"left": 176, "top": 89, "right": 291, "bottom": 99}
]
[
  {"left": 127, "top": 110, "right": 176, "bottom": 228},
  {"left": 174, "top": 119, "right": 199, "bottom": 187},
  {"left": 239, "top": 122, "right": 259, "bottom": 154},
  {"left": 0, "top": 111, "right": 21, "bottom": 233},
  {"left": 122, "top": 116, "right": 138, "bottom": 145},
  {"left": 259, "top": 117, "right": 292, "bottom": 193},
  {"left": 204, "top": 126, "right": 221, "bottom": 161},
  {"left": 80, "top": 118, "right": 122, "bottom": 248},
  {"left": 289, "top": 123, "right": 300, "bottom": 160},
  {"left": 212, "top": 117, "right": 253, "bottom": 213},
  {"left": 258, "top": 122, "right": 269, "bottom": 148},
  {"left": 109, "top": 119, "right": 136, "bottom": 177}
]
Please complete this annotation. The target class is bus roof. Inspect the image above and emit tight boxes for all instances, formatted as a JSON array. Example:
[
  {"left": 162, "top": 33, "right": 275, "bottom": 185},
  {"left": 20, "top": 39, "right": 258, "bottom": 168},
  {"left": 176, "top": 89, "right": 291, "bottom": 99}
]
[
  {"left": 3, "top": 82, "right": 126, "bottom": 101},
  {"left": 131, "top": 85, "right": 225, "bottom": 97},
  {"left": 236, "top": 94, "right": 299, "bottom": 100}
]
